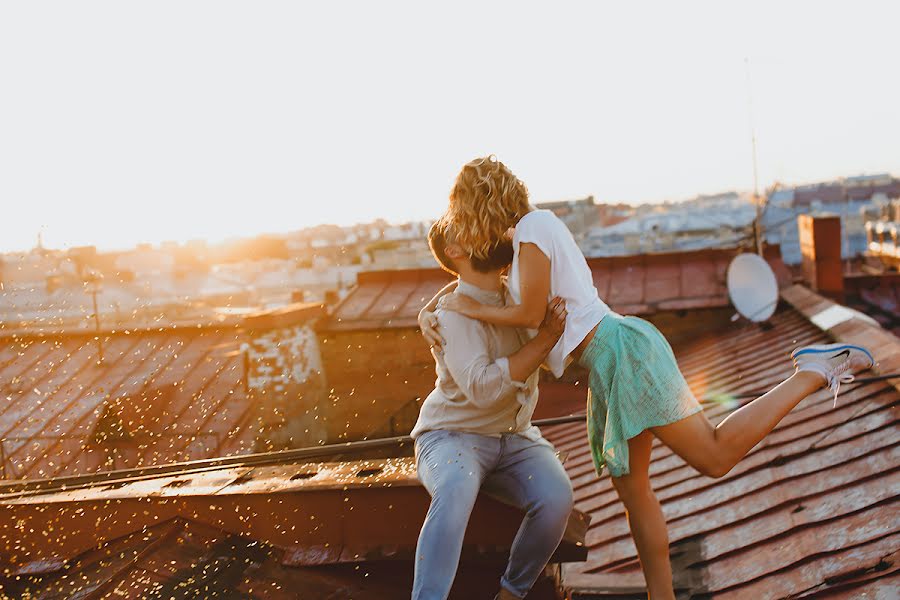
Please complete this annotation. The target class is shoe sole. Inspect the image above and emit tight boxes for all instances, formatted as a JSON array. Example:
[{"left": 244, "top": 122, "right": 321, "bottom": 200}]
[{"left": 791, "top": 343, "right": 874, "bottom": 365}]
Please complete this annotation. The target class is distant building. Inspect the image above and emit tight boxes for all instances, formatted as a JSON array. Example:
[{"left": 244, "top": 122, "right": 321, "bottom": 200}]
[
  {"left": 793, "top": 173, "right": 900, "bottom": 207},
  {"left": 581, "top": 193, "right": 754, "bottom": 257},
  {"left": 764, "top": 175, "right": 899, "bottom": 264},
  {"left": 536, "top": 196, "right": 597, "bottom": 237},
  {"left": 582, "top": 177, "right": 899, "bottom": 264}
]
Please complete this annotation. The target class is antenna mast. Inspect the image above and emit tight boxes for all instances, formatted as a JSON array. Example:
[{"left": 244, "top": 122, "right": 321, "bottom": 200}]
[{"left": 745, "top": 58, "right": 763, "bottom": 256}]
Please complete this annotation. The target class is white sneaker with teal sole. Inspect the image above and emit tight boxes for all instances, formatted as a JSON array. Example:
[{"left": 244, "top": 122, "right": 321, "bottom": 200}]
[{"left": 791, "top": 343, "right": 875, "bottom": 407}]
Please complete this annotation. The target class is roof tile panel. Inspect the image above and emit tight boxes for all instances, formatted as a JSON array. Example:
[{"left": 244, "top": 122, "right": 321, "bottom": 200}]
[{"left": 0, "top": 328, "right": 259, "bottom": 481}]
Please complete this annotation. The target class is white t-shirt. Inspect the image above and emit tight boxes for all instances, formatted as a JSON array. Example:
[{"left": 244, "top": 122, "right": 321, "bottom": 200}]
[{"left": 508, "top": 209, "right": 610, "bottom": 378}]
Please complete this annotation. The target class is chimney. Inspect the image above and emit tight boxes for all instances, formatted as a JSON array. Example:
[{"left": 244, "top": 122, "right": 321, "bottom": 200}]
[
  {"left": 241, "top": 303, "right": 328, "bottom": 451},
  {"left": 323, "top": 289, "right": 340, "bottom": 306},
  {"left": 798, "top": 214, "right": 844, "bottom": 300}
]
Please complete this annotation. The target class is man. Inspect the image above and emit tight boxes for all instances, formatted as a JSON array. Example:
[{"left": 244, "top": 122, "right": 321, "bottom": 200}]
[{"left": 410, "top": 222, "right": 575, "bottom": 600}]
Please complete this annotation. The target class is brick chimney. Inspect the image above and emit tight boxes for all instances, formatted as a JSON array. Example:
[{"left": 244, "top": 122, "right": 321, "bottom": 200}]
[
  {"left": 242, "top": 303, "right": 328, "bottom": 451},
  {"left": 798, "top": 214, "right": 844, "bottom": 300}
]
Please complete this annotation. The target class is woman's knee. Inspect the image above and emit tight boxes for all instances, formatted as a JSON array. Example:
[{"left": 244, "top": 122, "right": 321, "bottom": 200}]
[
  {"left": 612, "top": 473, "right": 655, "bottom": 506},
  {"left": 692, "top": 457, "right": 732, "bottom": 479}
]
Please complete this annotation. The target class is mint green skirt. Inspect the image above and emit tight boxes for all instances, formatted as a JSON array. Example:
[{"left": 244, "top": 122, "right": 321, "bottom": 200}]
[{"left": 578, "top": 312, "right": 702, "bottom": 478}]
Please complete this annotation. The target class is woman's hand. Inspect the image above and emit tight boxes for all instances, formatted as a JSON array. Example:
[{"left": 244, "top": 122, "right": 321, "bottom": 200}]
[
  {"left": 539, "top": 296, "right": 567, "bottom": 339},
  {"left": 439, "top": 292, "right": 481, "bottom": 318},
  {"left": 418, "top": 308, "right": 443, "bottom": 350}
]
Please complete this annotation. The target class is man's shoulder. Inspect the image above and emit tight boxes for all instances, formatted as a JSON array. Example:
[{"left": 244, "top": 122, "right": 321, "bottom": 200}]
[{"left": 435, "top": 305, "right": 481, "bottom": 330}]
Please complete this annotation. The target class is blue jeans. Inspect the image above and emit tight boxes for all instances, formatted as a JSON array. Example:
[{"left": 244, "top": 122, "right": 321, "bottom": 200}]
[{"left": 412, "top": 430, "right": 575, "bottom": 600}]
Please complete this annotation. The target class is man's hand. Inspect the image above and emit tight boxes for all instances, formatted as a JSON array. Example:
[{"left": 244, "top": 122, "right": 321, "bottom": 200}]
[
  {"left": 418, "top": 307, "right": 444, "bottom": 350},
  {"left": 539, "top": 296, "right": 567, "bottom": 339}
]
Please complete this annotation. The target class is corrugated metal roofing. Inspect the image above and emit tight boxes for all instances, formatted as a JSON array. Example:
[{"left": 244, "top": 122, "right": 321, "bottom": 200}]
[
  {"left": 323, "top": 247, "right": 792, "bottom": 332},
  {"left": 541, "top": 289, "right": 900, "bottom": 598},
  {"left": 0, "top": 327, "right": 255, "bottom": 481}
]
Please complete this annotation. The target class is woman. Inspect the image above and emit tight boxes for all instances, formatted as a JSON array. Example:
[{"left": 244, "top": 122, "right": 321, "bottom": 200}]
[{"left": 419, "top": 155, "right": 873, "bottom": 599}]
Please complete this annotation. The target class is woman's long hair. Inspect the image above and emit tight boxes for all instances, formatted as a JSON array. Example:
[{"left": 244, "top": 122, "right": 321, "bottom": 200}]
[{"left": 444, "top": 155, "right": 530, "bottom": 260}]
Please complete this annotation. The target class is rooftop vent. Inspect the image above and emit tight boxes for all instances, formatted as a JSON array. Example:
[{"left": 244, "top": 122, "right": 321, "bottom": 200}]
[
  {"left": 356, "top": 467, "right": 383, "bottom": 478},
  {"left": 163, "top": 478, "right": 191, "bottom": 489}
]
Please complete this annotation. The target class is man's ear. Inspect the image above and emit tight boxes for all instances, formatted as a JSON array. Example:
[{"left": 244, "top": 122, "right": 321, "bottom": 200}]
[{"left": 445, "top": 243, "right": 467, "bottom": 260}]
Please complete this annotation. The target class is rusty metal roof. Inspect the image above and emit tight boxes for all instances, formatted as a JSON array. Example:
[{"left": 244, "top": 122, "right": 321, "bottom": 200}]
[
  {"left": 0, "top": 518, "right": 417, "bottom": 599},
  {"left": 0, "top": 455, "right": 588, "bottom": 599},
  {"left": 0, "top": 516, "right": 575, "bottom": 599},
  {"left": 322, "top": 246, "right": 792, "bottom": 332},
  {"left": 0, "top": 301, "right": 328, "bottom": 483},
  {"left": 541, "top": 286, "right": 900, "bottom": 598},
  {"left": 0, "top": 327, "right": 256, "bottom": 481}
]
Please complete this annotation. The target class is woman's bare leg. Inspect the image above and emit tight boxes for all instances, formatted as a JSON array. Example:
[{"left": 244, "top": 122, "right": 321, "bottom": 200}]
[
  {"left": 651, "top": 371, "right": 822, "bottom": 478},
  {"left": 611, "top": 431, "right": 675, "bottom": 600}
]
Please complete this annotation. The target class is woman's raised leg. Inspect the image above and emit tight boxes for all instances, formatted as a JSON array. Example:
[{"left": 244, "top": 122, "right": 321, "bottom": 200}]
[
  {"left": 653, "top": 370, "right": 823, "bottom": 478},
  {"left": 611, "top": 431, "right": 675, "bottom": 600},
  {"left": 652, "top": 342, "right": 874, "bottom": 478}
]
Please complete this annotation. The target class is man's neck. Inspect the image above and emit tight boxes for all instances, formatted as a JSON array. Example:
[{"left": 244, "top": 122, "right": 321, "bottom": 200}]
[{"left": 458, "top": 270, "right": 503, "bottom": 294}]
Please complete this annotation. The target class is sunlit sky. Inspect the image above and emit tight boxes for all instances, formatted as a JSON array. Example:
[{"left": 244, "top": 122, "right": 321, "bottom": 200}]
[{"left": 2, "top": 1, "right": 898, "bottom": 252}]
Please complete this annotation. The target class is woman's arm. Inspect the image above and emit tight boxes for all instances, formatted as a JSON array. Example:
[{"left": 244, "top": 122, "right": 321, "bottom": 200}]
[
  {"left": 417, "top": 280, "right": 458, "bottom": 348},
  {"left": 442, "top": 243, "right": 551, "bottom": 329},
  {"left": 423, "top": 280, "right": 457, "bottom": 312}
]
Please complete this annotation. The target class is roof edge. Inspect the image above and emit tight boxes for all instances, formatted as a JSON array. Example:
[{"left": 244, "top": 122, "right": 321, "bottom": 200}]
[{"left": 781, "top": 284, "right": 900, "bottom": 395}]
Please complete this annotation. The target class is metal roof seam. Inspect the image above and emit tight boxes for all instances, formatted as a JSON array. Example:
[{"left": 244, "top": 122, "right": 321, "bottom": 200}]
[{"left": 31, "top": 335, "right": 181, "bottom": 479}]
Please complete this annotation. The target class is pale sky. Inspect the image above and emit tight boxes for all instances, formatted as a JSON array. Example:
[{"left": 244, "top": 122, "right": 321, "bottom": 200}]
[{"left": 2, "top": 1, "right": 898, "bottom": 252}]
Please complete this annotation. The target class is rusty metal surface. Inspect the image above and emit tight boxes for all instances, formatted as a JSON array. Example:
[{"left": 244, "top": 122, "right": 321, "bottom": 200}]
[
  {"left": 3, "top": 458, "right": 419, "bottom": 506},
  {"left": 322, "top": 247, "right": 792, "bottom": 332},
  {"left": 545, "top": 304, "right": 900, "bottom": 598},
  {"left": 0, "top": 455, "right": 587, "bottom": 581},
  {"left": 0, "top": 516, "right": 571, "bottom": 600},
  {"left": 0, "top": 328, "right": 258, "bottom": 482},
  {"left": 0, "top": 518, "right": 408, "bottom": 599}
]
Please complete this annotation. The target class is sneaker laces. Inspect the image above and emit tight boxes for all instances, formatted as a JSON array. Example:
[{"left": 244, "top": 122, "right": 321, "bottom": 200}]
[
  {"left": 796, "top": 358, "right": 855, "bottom": 408},
  {"left": 827, "top": 359, "right": 855, "bottom": 408}
]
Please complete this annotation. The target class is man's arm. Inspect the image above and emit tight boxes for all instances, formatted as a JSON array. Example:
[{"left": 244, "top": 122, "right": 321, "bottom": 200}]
[{"left": 438, "top": 299, "right": 566, "bottom": 409}]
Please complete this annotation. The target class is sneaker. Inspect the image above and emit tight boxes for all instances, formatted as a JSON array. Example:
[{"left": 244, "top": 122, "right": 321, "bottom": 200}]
[{"left": 791, "top": 343, "right": 875, "bottom": 407}]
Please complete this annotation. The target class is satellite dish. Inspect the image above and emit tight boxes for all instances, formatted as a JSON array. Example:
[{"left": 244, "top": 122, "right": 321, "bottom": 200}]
[{"left": 727, "top": 253, "right": 778, "bottom": 322}]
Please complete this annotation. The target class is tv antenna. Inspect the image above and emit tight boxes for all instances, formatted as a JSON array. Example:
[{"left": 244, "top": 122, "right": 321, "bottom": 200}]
[{"left": 745, "top": 57, "right": 764, "bottom": 256}]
